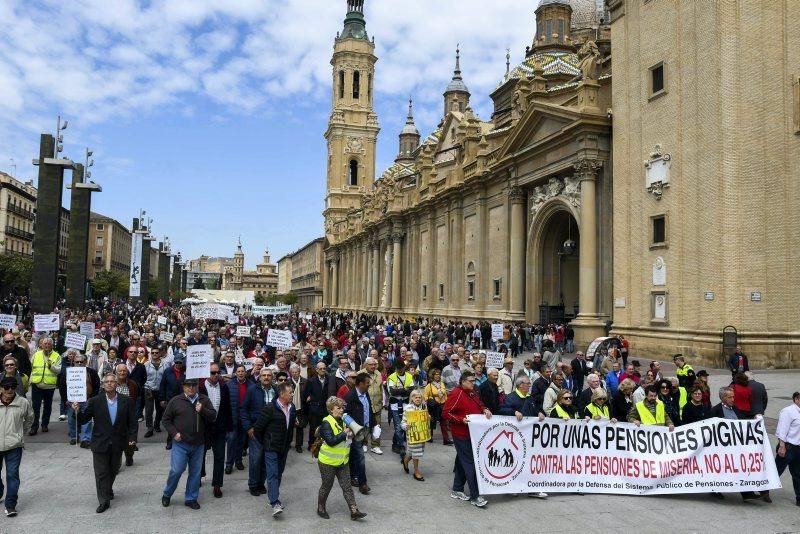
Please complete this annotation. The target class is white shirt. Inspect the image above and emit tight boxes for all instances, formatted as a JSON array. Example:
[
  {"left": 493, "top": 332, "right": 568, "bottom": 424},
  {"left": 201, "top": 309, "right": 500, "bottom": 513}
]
[
  {"left": 776, "top": 403, "right": 800, "bottom": 446},
  {"left": 204, "top": 379, "right": 221, "bottom": 413}
]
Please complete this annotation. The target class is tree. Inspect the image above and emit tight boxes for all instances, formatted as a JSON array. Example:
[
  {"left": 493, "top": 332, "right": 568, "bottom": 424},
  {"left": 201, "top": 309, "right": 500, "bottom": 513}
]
[
  {"left": 254, "top": 293, "right": 267, "bottom": 305},
  {"left": 90, "top": 270, "right": 128, "bottom": 299},
  {"left": 0, "top": 254, "right": 33, "bottom": 292},
  {"left": 192, "top": 276, "right": 206, "bottom": 290},
  {"left": 282, "top": 292, "right": 299, "bottom": 306}
]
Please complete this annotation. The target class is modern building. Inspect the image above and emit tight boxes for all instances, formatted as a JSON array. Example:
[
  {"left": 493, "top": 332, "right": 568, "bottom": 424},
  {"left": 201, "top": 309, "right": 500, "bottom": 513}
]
[
  {"left": 279, "top": 238, "right": 325, "bottom": 310},
  {"left": 87, "top": 212, "right": 132, "bottom": 279}
]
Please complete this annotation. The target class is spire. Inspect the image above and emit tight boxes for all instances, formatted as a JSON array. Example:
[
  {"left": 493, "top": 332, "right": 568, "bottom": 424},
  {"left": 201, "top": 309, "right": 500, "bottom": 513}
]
[
  {"left": 400, "top": 99, "right": 419, "bottom": 136},
  {"left": 454, "top": 44, "right": 462, "bottom": 80},
  {"left": 235, "top": 236, "right": 243, "bottom": 255},
  {"left": 506, "top": 48, "right": 511, "bottom": 76},
  {"left": 340, "top": 0, "right": 369, "bottom": 41},
  {"left": 445, "top": 45, "right": 470, "bottom": 95}
]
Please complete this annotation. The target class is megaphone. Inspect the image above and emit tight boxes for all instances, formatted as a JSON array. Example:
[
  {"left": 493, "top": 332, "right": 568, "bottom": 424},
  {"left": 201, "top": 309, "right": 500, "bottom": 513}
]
[{"left": 342, "top": 413, "right": 369, "bottom": 442}]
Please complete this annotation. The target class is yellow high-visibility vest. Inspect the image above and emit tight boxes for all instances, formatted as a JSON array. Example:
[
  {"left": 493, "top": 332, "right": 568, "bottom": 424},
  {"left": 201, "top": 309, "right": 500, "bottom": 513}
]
[
  {"left": 635, "top": 400, "right": 665, "bottom": 425},
  {"left": 586, "top": 403, "right": 610, "bottom": 419},
  {"left": 318, "top": 415, "right": 350, "bottom": 467},
  {"left": 30, "top": 350, "right": 60, "bottom": 386}
]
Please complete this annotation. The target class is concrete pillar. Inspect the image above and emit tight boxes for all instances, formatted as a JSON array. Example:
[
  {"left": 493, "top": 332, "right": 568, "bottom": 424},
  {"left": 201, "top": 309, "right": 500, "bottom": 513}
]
[
  {"left": 170, "top": 257, "right": 181, "bottom": 296},
  {"left": 140, "top": 234, "right": 153, "bottom": 303},
  {"left": 391, "top": 232, "right": 402, "bottom": 312},
  {"left": 450, "top": 201, "right": 464, "bottom": 314},
  {"left": 330, "top": 254, "right": 339, "bottom": 307},
  {"left": 65, "top": 163, "right": 100, "bottom": 308},
  {"left": 509, "top": 187, "right": 527, "bottom": 317},
  {"left": 361, "top": 242, "right": 369, "bottom": 310},
  {"left": 158, "top": 244, "right": 170, "bottom": 301},
  {"left": 181, "top": 267, "right": 188, "bottom": 293}
]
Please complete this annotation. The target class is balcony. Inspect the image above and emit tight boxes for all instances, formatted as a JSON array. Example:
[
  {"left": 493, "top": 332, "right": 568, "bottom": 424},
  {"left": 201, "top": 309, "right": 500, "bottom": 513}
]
[
  {"left": 6, "top": 203, "right": 35, "bottom": 220},
  {"left": 5, "top": 226, "right": 34, "bottom": 241}
]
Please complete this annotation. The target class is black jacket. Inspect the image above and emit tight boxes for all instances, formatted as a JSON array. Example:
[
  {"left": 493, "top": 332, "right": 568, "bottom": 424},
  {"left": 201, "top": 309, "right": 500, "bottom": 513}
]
[
  {"left": 320, "top": 416, "right": 348, "bottom": 447},
  {"left": 78, "top": 394, "right": 138, "bottom": 453},
  {"left": 200, "top": 381, "right": 233, "bottom": 437},
  {"left": 344, "top": 388, "right": 375, "bottom": 428},
  {"left": 710, "top": 402, "right": 748, "bottom": 420},
  {"left": 571, "top": 357, "right": 588, "bottom": 391},
  {"left": 478, "top": 380, "right": 500, "bottom": 414},
  {"left": 531, "top": 377, "right": 550, "bottom": 412},
  {"left": 252, "top": 398, "right": 296, "bottom": 454},
  {"left": 125, "top": 361, "right": 147, "bottom": 390},
  {"left": 305, "top": 376, "right": 334, "bottom": 417},
  {"left": 682, "top": 402, "right": 712, "bottom": 425},
  {"left": 611, "top": 391, "right": 632, "bottom": 420},
  {"left": 1, "top": 345, "right": 31, "bottom": 377}
]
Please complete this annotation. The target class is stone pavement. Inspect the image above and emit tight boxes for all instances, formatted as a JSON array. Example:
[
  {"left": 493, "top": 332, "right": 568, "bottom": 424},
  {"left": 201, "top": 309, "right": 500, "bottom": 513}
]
[{"left": 9, "top": 354, "right": 800, "bottom": 534}]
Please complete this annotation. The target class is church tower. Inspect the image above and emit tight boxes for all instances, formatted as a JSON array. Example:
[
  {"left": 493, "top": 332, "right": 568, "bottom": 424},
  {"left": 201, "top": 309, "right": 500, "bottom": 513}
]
[
  {"left": 442, "top": 46, "right": 471, "bottom": 117},
  {"left": 324, "top": 0, "right": 379, "bottom": 245},
  {"left": 232, "top": 237, "right": 244, "bottom": 290},
  {"left": 396, "top": 99, "right": 420, "bottom": 163}
]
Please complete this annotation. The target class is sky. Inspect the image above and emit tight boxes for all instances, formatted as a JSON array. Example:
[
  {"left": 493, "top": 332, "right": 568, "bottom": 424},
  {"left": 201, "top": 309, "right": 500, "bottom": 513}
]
[{"left": 0, "top": 0, "right": 538, "bottom": 268}]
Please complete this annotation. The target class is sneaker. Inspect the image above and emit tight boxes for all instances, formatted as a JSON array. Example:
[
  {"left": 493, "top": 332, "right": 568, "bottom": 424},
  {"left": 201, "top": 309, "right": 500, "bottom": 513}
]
[
  {"left": 471, "top": 496, "right": 488, "bottom": 508},
  {"left": 59, "top": 415, "right": 66, "bottom": 421},
  {"left": 4, "top": 508, "right": 17, "bottom": 517},
  {"left": 362, "top": 445, "right": 368, "bottom": 453},
  {"left": 450, "top": 490, "right": 470, "bottom": 501},
  {"left": 69, "top": 439, "right": 77, "bottom": 445},
  {"left": 271, "top": 503, "right": 284, "bottom": 517},
  {"left": 138, "top": 417, "right": 144, "bottom": 423},
  {"left": 370, "top": 446, "right": 383, "bottom": 455},
  {"left": 528, "top": 492, "right": 548, "bottom": 499}
]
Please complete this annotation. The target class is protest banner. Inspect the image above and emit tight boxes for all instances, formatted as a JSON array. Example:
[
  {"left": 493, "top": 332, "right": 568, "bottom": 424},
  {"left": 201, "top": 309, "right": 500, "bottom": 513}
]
[
  {"left": 228, "top": 315, "right": 239, "bottom": 324},
  {"left": 0, "top": 314, "right": 16, "bottom": 330},
  {"left": 34, "top": 314, "right": 60, "bottom": 332},
  {"left": 236, "top": 326, "right": 251, "bottom": 338},
  {"left": 467, "top": 416, "right": 781, "bottom": 496},
  {"left": 65, "top": 332, "right": 88, "bottom": 351},
  {"left": 252, "top": 305, "right": 292, "bottom": 316},
  {"left": 129, "top": 231, "right": 143, "bottom": 297},
  {"left": 79, "top": 322, "right": 95, "bottom": 338},
  {"left": 485, "top": 351, "right": 505, "bottom": 369},
  {"left": 304, "top": 314, "right": 312, "bottom": 321},
  {"left": 491, "top": 323, "right": 503, "bottom": 340},
  {"left": 191, "top": 303, "right": 233, "bottom": 321},
  {"left": 157, "top": 316, "right": 167, "bottom": 326},
  {"left": 185, "top": 345, "right": 212, "bottom": 379},
  {"left": 66, "top": 367, "right": 87, "bottom": 402},
  {"left": 406, "top": 410, "right": 431, "bottom": 445},
  {"left": 266, "top": 329, "right": 293, "bottom": 349},
  {"left": 159, "top": 331, "right": 174, "bottom": 343}
]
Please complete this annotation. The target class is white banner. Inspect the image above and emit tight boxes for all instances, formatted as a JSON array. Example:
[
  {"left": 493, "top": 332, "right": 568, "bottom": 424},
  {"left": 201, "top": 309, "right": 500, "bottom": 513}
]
[
  {"left": 191, "top": 303, "right": 233, "bottom": 321},
  {"left": 159, "top": 331, "right": 174, "bottom": 343},
  {"left": 468, "top": 416, "right": 781, "bottom": 495},
  {"left": 227, "top": 315, "right": 239, "bottom": 324},
  {"left": 485, "top": 351, "right": 505, "bottom": 369},
  {"left": 129, "top": 231, "right": 143, "bottom": 297},
  {"left": 65, "top": 332, "right": 88, "bottom": 350},
  {"left": 252, "top": 305, "right": 291, "bottom": 316},
  {"left": 491, "top": 323, "right": 503, "bottom": 340},
  {"left": 236, "top": 326, "right": 251, "bottom": 338},
  {"left": 185, "top": 345, "right": 212, "bottom": 379},
  {"left": 34, "top": 313, "right": 60, "bottom": 332},
  {"left": 266, "top": 329, "right": 293, "bottom": 349},
  {"left": 79, "top": 322, "right": 95, "bottom": 338},
  {"left": 157, "top": 316, "right": 167, "bottom": 325},
  {"left": 0, "top": 314, "right": 16, "bottom": 330},
  {"left": 66, "top": 367, "right": 87, "bottom": 402}
]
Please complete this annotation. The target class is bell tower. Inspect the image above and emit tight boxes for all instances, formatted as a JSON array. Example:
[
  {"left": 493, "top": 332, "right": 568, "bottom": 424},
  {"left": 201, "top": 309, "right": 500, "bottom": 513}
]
[{"left": 324, "top": 0, "right": 379, "bottom": 245}]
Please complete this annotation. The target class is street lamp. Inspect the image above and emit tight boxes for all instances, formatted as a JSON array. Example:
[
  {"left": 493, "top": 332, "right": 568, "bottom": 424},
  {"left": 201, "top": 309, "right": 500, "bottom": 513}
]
[
  {"left": 84, "top": 148, "right": 94, "bottom": 182},
  {"left": 55, "top": 116, "right": 68, "bottom": 157}
]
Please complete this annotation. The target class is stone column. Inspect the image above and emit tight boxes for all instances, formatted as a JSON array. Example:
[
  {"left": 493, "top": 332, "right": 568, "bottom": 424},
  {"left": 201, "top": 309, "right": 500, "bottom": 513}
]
[
  {"left": 365, "top": 243, "right": 373, "bottom": 309},
  {"left": 371, "top": 242, "right": 380, "bottom": 310},
  {"left": 330, "top": 253, "right": 339, "bottom": 307},
  {"left": 361, "top": 242, "right": 369, "bottom": 310},
  {"left": 391, "top": 232, "right": 402, "bottom": 312},
  {"left": 508, "top": 187, "right": 527, "bottom": 318},
  {"left": 140, "top": 233, "right": 154, "bottom": 303},
  {"left": 65, "top": 163, "right": 100, "bottom": 308},
  {"left": 572, "top": 159, "right": 606, "bottom": 345},
  {"left": 450, "top": 201, "right": 464, "bottom": 314}
]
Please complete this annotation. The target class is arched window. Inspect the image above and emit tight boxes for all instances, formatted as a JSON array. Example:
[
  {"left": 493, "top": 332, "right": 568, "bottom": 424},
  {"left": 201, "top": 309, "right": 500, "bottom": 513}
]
[
  {"left": 339, "top": 70, "right": 345, "bottom": 99},
  {"left": 353, "top": 71, "right": 360, "bottom": 99},
  {"left": 349, "top": 160, "right": 358, "bottom": 186}
]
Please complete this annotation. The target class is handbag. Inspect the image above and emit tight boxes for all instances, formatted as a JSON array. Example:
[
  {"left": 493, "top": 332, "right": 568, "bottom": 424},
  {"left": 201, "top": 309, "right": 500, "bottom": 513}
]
[{"left": 310, "top": 426, "right": 322, "bottom": 458}]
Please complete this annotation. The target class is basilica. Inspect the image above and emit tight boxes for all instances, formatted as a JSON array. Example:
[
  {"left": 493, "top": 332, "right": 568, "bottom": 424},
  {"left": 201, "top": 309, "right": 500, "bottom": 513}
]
[{"left": 321, "top": 0, "right": 800, "bottom": 367}]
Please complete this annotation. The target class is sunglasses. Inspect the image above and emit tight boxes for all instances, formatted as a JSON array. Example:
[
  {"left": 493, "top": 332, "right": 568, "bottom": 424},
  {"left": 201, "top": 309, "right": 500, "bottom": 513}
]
[
  {"left": 563, "top": 396, "right": 573, "bottom": 400},
  {"left": 0, "top": 385, "right": 13, "bottom": 390},
  {"left": 74, "top": 360, "right": 86, "bottom": 364},
  {"left": 3, "top": 363, "right": 15, "bottom": 367},
  {"left": 3, "top": 340, "right": 14, "bottom": 343},
  {"left": 209, "top": 371, "right": 219, "bottom": 375}
]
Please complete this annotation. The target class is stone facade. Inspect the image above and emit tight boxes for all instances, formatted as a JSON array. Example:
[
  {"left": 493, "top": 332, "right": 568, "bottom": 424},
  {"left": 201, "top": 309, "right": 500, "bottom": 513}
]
[
  {"left": 0, "top": 172, "right": 36, "bottom": 259},
  {"left": 276, "top": 255, "right": 292, "bottom": 295},
  {"left": 220, "top": 242, "right": 278, "bottom": 298},
  {"left": 607, "top": 0, "right": 800, "bottom": 367},
  {"left": 87, "top": 212, "right": 132, "bottom": 279}
]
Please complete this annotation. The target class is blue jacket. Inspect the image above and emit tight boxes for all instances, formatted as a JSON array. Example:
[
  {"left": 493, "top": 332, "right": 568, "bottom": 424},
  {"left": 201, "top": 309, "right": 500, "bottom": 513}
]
[
  {"left": 605, "top": 371, "right": 621, "bottom": 397},
  {"left": 158, "top": 365, "right": 185, "bottom": 404},
  {"left": 227, "top": 378, "right": 249, "bottom": 430},
  {"left": 239, "top": 382, "right": 276, "bottom": 432},
  {"left": 499, "top": 391, "right": 536, "bottom": 417}
]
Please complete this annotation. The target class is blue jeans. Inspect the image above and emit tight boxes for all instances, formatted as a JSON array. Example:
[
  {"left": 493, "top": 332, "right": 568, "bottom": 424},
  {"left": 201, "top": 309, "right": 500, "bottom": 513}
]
[
  {"left": 0, "top": 447, "right": 22, "bottom": 509},
  {"left": 247, "top": 436, "right": 265, "bottom": 489},
  {"left": 162, "top": 441, "right": 204, "bottom": 503},
  {"left": 566, "top": 339, "right": 574, "bottom": 353},
  {"left": 349, "top": 440, "right": 367, "bottom": 486},
  {"left": 263, "top": 450, "right": 287, "bottom": 506},
  {"left": 67, "top": 404, "right": 93, "bottom": 442},
  {"left": 390, "top": 406, "right": 404, "bottom": 448},
  {"left": 31, "top": 386, "right": 55, "bottom": 430},
  {"left": 452, "top": 437, "right": 479, "bottom": 500},
  {"left": 225, "top": 429, "right": 244, "bottom": 467}
]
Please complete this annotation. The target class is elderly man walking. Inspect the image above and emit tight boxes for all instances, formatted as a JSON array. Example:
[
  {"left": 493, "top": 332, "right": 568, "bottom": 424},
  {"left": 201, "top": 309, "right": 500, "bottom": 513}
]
[{"left": 0, "top": 376, "right": 33, "bottom": 517}]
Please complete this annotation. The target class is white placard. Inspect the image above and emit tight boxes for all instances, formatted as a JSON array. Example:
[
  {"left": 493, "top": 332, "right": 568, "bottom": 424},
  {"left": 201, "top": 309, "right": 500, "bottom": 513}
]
[
  {"left": 79, "top": 322, "right": 95, "bottom": 338},
  {"left": 157, "top": 316, "right": 167, "bottom": 326},
  {"left": 65, "top": 332, "right": 88, "bottom": 350},
  {"left": 252, "top": 305, "right": 291, "bottom": 316},
  {"left": 228, "top": 315, "right": 239, "bottom": 324},
  {"left": 159, "top": 331, "right": 174, "bottom": 342},
  {"left": 186, "top": 345, "right": 213, "bottom": 379},
  {"left": 0, "top": 314, "right": 16, "bottom": 330},
  {"left": 129, "top": 231, "right": 143, "bottom": 297},
  {"left": 304, "top": 314, "right": 313, "bottom": 320},
  {"left": 66, "top": 366, "right": 87, "bottom": 402},
  {"left": 236, "top": 326, "right": 251, "bottom": 338},
  {"left": 191, "top": 303, "right": 233, "bottom": 321},
  {"left": 491, "top": 323, "right": 503, "bottom": 340},
  {"left": 266, "top": 329, "right": 293, "bottom": 349},
  {"left": 485, "top": 351, "right": 505, "bottom": 369},
  {"left": 34, "top": 314, "right": 60, "bottom": 333}
]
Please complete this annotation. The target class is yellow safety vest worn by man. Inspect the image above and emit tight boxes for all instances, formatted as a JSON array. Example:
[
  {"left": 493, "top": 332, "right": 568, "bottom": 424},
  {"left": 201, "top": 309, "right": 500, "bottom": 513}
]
[
  {"left": 318, "top": 415, "right": 350, "bottom": 467},
  {"left": 634, "top": 399, "right": 666, "bottom": 425},
  {"left": 30, "top": 350, "right": 61, "bottom": 389},
  {"left": 677, "top": 386, "right": 688, "bottom": 418},
  {"left": 586, "top": 403, "right": 610, "bottom": 419}
]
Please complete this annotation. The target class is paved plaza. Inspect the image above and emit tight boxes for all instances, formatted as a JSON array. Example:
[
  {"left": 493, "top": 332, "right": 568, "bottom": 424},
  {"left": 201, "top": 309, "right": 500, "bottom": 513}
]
[{"left": 6, "top": 356, "right": 800, "bottom": 534}]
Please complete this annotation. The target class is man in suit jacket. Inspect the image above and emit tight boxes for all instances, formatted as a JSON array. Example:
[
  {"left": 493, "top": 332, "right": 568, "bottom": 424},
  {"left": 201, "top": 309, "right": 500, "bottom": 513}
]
[
  {"left": 288, "top": 364, "right": 308, "bottom": 453},
  {"left": 344, "top": 373, "right": 376, "bottom": 494},
  {"left": 200, "top": 362, "right": 233, "bottom": 498},
  {"left": 125, "top": 348, "right": 148, "bottom": 419},
  {"left": 159, "top": 355, "right": 186, "bottom": 450},
  {"left": 75, "top": 373, "right": 138, "bottom": 514},
  {"left": 304, "top": 361, "right": 334, "bottom": 450},
  {"left": 252, "top": 382, "right": 296, "bottom": 517},
  {"left": 745, "top": 372, "right": 768, "bottom": 416},
  {"left": 571, "top": 351, "right": 589, "bottom": 394}
]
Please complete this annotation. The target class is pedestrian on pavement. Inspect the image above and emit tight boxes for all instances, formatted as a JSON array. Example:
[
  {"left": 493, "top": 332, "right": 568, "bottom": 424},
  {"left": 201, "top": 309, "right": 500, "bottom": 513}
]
[
  {"left": 728, "top": 346, "right": 749, "bottom": 378},
  {"left": 28, "top": 337, "right": 61, "bottom": 436},
  {"left": 401, "top": 389, "right": 429, "bottom": 481},
  {"left": 361, "top": 356, "right": 384, "bottom": 455},
  {"left": 0, "top": 334, "right": 30, "bottom": 381},
  {"left": 143, "top": 345, "right": 167, "bottom": 438},
  {"left": 74, "top": 373, "right": 138, "bottom": 514},
  {"left": 775, "top": 391, "right": 800, "bottom": 507},
  {"left": 1, "top": 357, "right": 28, "bottom": 398},
  {"left": 59, "top": 353, "right": 99, "bottom": 447},
  {"left": 343, "top": 372, "right": 375, "bottom": 494},
  {"left": 225, "top": 364, "right": 248, "bottom": 474},
  {"left": 745, "top": 371, "right": 768, "bottom": 416},
  {"left": 241, "top": 368, "right": 275, "bottom": 496},
  {"left": 0, "top": 376, "right": 33, "bottom": 517},
  {"left": 199, "top": 362, "right": 232, "bottom": 498},
  {"left": 288, "top": 364, "right": 308, "bottom": 453},
  {"left": 161, "top": 378, "right": 217, "bottom": 510},
  {"left": 158, "top": 354, "right": 186, "bottom": 450}
]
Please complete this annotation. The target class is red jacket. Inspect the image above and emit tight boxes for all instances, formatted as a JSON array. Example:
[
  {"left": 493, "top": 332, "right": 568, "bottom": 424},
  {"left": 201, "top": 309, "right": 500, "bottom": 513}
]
[{"left": 442, "top": 386, "right": 486, "bottom": 440}]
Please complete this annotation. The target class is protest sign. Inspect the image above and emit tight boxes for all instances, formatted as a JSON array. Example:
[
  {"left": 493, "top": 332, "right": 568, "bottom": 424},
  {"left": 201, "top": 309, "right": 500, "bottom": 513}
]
[
  {"left": 252, "top": 305, "right": 291, "bottom": 316},
  {"left": 305, "top": 314, "right": 312, "bottom": 320},
  {"left": 191, "top": 303, "right": 233, "bottom": 321},
  {"left": 406, "top": 410, "right": 431, "bottom": 445},
  {"left": 79, "top": 322, "right": 95, "bottom": 338},
  {"left": 491, "top": 323, "right": 503, "bottom": 340},
  {"left": 157, "top": 316, "right": 167, "bottom": 326},
  {"left": 159, "top": 331, "right": 174, "bottom": 343},
  {"left": 185, "top": 345, "right": 212, "bottom": 379},
  {"left": 65, "top": 332, "right": 88, "bottom": 351},
  {"left": 266, "top": 329, "right": 293, "bottom": 349},
  {"left": 66, "top": 367, "right": 87, "bottom": 402},
  {"left": 0, "top": 314, "right": 16, "bottom": 330},
  {"left": 236, "top": 326, "right": 251, "bottom": 338},
  {"left": 34, "top": 314, "right": 60, "bottom": 332},
  {"left": 468, "top": 416, "right": 781, "bottom": 496},
  {"left": 228, "top": 315, "right": 239, "bottom": 324},
  {"left": 485, "top": 351, "right": 505, "bottom": 369}
]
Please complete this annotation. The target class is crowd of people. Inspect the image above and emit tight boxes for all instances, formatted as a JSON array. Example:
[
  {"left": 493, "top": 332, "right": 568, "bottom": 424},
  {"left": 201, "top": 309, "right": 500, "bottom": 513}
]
[{"left": 0, "top": 299, "right": 797, "bottom": 520}]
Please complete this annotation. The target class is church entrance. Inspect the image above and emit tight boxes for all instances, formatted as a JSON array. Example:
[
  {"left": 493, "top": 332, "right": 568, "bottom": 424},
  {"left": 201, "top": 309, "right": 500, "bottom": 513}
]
[{"left": 529, "top": 205, "right": 579, "bottom": 325}]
